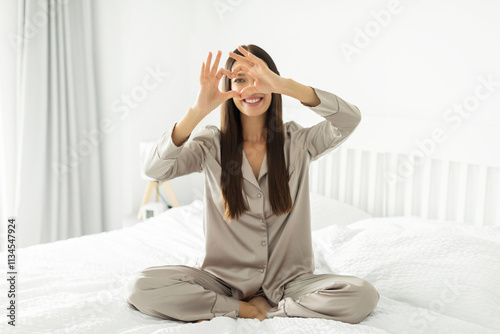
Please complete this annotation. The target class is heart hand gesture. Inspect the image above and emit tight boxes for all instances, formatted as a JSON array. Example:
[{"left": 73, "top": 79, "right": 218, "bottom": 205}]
[{"left": 229, "top": 46, "right": 286, "bottom": 99}]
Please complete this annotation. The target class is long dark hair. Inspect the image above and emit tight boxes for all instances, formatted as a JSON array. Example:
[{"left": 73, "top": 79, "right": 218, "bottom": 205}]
[{"left": 220, "top": 44, "right": 293, "bottom": 221}]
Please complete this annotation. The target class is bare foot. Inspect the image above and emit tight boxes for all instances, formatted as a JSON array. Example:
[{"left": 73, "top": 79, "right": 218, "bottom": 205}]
[
  {"left": 239, "top": 301, "right": 266, "bottom": 321},
  {"left": 248, "top": 296, "right": 272, "bottom": 317},
  {"left": 196, "top": 319, "right": 209, "bottom": 323}
]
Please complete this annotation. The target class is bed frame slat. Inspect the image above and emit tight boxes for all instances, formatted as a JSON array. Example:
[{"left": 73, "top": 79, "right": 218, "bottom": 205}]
[
  {"left": 437, "top": 160, "right": 449, "bottom": 221},
  {"left": 420, "top": 158, "right": 432, "bottom": 219},
  {"left": 474, "top": 165, "right": 488, "bottom": 226},
  {"left": 367, "top": 151, "right": 377, "bottom": 214},
  {"left": 456, "top": 162, "right": 468, "bottom": 224},
  {"left": 352, "top": 149, "right": 363, "bottom": 209},
  {"left": 338, "top": 148, "right": 347, "bottom": 203}
]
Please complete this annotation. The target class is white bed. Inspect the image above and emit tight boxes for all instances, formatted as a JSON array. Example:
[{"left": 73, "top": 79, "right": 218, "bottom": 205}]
[{"left": 2, "top": 192, "right": 499, "bottom": 334}]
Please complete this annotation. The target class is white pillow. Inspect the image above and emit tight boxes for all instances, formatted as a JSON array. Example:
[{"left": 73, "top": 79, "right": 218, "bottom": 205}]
[
  {"left": 312, "top": 216, "right": 500, "bottom": 331},
  {"left": 309, "top": 192, "right": 372, "bottom": 231}
]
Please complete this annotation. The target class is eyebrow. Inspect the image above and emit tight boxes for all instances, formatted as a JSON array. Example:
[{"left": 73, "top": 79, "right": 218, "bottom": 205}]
[{"left": 236, "top": 73, "right": 246, "bottom": 76}]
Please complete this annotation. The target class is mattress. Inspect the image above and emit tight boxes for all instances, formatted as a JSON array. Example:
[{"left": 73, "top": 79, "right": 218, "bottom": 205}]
[{"left": 1, "top": 197, "right": 499, "bottom": 334}]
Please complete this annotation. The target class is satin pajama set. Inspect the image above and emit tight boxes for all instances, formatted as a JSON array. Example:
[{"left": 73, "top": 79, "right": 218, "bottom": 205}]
[{"left": 126, "top": 87, "right": 380, "bottom": 323}]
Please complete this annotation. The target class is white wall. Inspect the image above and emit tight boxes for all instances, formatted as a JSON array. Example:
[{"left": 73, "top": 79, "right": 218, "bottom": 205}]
[
  {"left": 92, "top": 0, "right": 125, "bottom": 230},
  {"left": 92, "top": 0, "right": 500, "bottom": 227},
  {"left": 93, "top": 0, "right": 204, "bottom": 228}
]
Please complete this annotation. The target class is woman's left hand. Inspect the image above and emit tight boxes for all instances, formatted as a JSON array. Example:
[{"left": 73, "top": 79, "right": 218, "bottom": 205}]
[{"left": 229, "top": 46, "right": 287, "bottom": 99}]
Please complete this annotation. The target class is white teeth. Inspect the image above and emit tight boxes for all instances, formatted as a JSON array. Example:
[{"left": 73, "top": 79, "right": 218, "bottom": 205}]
[{"left": 244, "top": 98, "right": 261, "bottom": 104}]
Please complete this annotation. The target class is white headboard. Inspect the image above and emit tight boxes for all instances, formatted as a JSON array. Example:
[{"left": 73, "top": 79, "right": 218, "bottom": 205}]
[
  {"left": 309, "top": 146, "right": 500, "bottom": 227},
  {"left": 285, "top": 99, "right": 500, "bottom": 227}
]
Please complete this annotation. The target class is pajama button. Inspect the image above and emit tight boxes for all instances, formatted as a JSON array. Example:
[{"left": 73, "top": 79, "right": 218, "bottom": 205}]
[
  {"left": 261, "top": 241, "right": 266, "bottom": 246},
  {"left": 258, "top": 268, "right": 264, "bottom": 273},
  {"left": 257, "top": 193, "right": 262, "bottom": 198}
]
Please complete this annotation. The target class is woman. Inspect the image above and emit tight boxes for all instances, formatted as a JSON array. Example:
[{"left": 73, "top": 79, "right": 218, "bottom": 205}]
[{"left": 126, "top": 45, "right": 380, "bottom": 324}]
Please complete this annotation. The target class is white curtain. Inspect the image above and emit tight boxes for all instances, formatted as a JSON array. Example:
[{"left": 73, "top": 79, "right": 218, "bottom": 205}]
[{"left": 1, "top": 0, "right": 104, "bottom": 247}]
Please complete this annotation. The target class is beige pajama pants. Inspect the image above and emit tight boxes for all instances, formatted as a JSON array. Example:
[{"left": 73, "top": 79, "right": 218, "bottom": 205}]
[{"left": 126, "top": 264, "right": 380, "bottom": 324}]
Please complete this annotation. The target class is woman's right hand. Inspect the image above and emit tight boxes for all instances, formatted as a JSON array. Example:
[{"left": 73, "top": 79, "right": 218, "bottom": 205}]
[{"left": 192, "top": 50, "right": 240, "bottom": 118}]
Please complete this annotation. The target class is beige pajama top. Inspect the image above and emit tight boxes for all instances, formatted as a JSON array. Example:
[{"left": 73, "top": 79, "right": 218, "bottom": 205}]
[{"left": 143, "top": 87, "right": 362, "bottom": 306}]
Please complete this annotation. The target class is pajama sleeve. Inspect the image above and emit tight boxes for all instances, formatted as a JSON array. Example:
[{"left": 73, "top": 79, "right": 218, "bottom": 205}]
[
  {"left": 288, "top": 87, "right": 362, "bottom": 161},
  {"left": 143, "top": 123, "right": 217, "bottom": 182}
]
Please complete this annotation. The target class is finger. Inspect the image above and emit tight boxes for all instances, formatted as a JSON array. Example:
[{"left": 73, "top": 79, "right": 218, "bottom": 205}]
[
  {"left": 237, "top": 46, "right": 261, "bottom": 67},
  {"left": 215, "top": 68, "right": 234, "bottom": 80},
  {"left": 228, "top": 51, "right": 254, "bottom": 67},
  {"left": 210, "top": 50, "right": 222, "bottom": 78},
  {"left": 244, "top": 50, "right": 262, "bottom": 66},
  {"left": 205, "top": 52, "right": 212, "bottom": 79},
  {"left": 223, "top": 90, "right": 240, "bottom": 101},
  {"left": 214, "top": 68, "right": 230, "bottom": 89},
  {"left": 231, "top": 64, "right": 251, "bottom": 76},
  {"left": 240, "top": 85, "right": 258, "bottom": 99},
  {"left": 237, "top": 45, "right": 249, "bottom": 56},
  {"left": 201, "top": 61, "right": 205, "bottom": 81}
]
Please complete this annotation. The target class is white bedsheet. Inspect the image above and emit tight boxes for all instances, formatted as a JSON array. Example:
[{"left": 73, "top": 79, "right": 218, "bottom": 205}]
[{"left": 1, "top": 200, "right": 499, "bottom": 334}]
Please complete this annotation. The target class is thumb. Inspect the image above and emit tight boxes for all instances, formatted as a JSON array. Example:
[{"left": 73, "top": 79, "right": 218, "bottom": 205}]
[
  {"left": 223, "top": 90, "right": 240, "bottom": 101},
  {"left": 240, "top": 86, "right": 258, "bottom": 100}
]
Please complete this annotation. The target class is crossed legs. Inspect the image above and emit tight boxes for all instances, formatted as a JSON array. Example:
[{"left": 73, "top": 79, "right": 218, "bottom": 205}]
[{"left": 126, "top": 265, "right": 379, "bottom": 324}]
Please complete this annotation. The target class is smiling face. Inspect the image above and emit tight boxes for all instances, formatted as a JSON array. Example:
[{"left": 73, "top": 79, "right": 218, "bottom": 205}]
[{"left": 230, "top": 60, "right": 272, "bottom": 118}]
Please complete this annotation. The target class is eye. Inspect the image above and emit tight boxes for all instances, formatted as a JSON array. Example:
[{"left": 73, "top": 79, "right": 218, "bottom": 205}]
[{"left": 233, "top": 78, "right": 244, "bottom": 83}]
